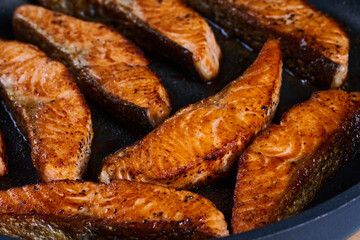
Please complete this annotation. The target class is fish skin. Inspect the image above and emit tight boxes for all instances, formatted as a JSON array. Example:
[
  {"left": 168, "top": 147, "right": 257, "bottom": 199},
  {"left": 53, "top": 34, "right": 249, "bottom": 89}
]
[
  {"left": 0, "top": 39, "right": 93, "bottom": 182},
  {"left": 183, "top": 0, "right": 349, "bottom": 89},
  {"left": 13, "top": 4, "right": 171, "bottom": 130},
  {"left": 0, "top": 130, "right": 7, "bottom": 178},
  {"left": 0, "top": 180, "right": 229, "bottom": 239},
  {"left": 232, "top": 90, "right": 360, "bottom": 233},
  {"left": 37, "top": 0, "right": 222, "bottom": 82},
  {"left": 99, "top": 39, "right": 282, "bottom": 189}
]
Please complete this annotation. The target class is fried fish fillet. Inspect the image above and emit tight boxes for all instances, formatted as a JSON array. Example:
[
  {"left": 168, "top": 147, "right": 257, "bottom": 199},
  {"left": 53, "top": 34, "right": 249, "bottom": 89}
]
[
  {"left": 37, "top": 0, "right": 221, "bottom": 82},
  {"left": 99, "top": 39, "right": 282, "bottom": 189},
  {"left": 0, "top": 180, "right": 229, "bottom": 239},
  {"left": 0, "top": 40, "right": 92, "bottom": 182},
  {"left": 232, "top": 90, "right": 360, "bottom": 233},
  {"left": 13, "top": 5, "right": 171, "bottom": 129},
  {"left": 0, "top": 130, "right": 7, "bottom": 178},
  {"left": 184, "top": 0, "right": 349, "bottom": 89}
]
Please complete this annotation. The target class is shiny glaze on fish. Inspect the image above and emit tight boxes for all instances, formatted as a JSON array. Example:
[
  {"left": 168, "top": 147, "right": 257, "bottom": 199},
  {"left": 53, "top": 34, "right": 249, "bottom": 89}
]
[
  {"left": 100, "top": 39, "right": 282, "bottom": 189},
  {"left": 37, "top": 0, "right": 221, "bottom": 82},
  {"left": 0, "top": 130, "right": 7, "bottom": 178},
  {"left": 0, "top": 40, "right": 92, "bottom": 182},
  {"left": 0, "top": 180, "right": 229, "bottom": 239},
  {"left": 184, "top": 0, "right": 349, "bottom": 89},
  {"left": 14, "top": 5, "right": 171, "bottom": 129},
  {"left": 232, "top": 90, "right": 360, "bottom": 233}
]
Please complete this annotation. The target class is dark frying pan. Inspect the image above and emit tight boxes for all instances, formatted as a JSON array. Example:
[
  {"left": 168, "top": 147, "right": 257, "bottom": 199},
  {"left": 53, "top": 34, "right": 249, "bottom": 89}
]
[{"left": 0, "top": 0, "right": 360, "bottom": 239}]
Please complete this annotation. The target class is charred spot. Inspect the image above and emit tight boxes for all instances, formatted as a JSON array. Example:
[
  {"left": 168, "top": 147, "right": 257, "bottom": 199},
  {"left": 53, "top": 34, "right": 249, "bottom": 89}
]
[
  {"left": 261, "top": 106, "right": 268, "bottom": 110},
  {"left": 114, "top": 209, "right": 117, "bottom": 214},
  {"left": 33, "top": 186, "right": 39, "bottom": 191},
  {"left": 51, "top": 20, "right": 64, "bottom": 25},
  {"left": 157, "top": 0, "right": 163, "bottom": 3},
  {"left": 123, "top": 199, "right": 127, "bottom": 202},
  {"left": 183, "top": 174, "right": 187, "bottom": 178},
  {"left": 59, "top": 209, "right": 64, "bottom": 214},
  {"left": 197, "top": 170, "right": 202, "bottom": 174},
  {"left": 53, "top": 13, "right": 62, "bottom": 17},
  {"left": 142, "top": 219, "right": 148, "bottom": 224}
]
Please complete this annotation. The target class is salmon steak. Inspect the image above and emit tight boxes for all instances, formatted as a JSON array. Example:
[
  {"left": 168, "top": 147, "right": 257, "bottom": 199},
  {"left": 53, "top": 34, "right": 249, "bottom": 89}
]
[
  {"left": 183, "top": 0, "right": 349, "bottom": 89},
  {"left": 37, "top": 0, "right": 222, "bottom": 82},
  {"left": 0, "top": 180, "right": 229, "bottom": 239},
  {"left": 232, "top": 90, "right": 360, "bottom": 233},
  {"left": 0, "top": 40, "right": 92, "bottom": 182},
  {"left": 0, "top": 130, "right": 7, "bottom": 178},
  {"left": 99, "top": 39, "right": 282, "bottom": 189},
  {"left": 13, "top": 5, "right": 171, "bottom": 130}
]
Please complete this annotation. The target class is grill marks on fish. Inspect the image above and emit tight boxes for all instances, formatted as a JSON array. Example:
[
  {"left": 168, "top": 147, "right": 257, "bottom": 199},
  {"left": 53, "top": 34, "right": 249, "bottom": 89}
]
[
  {"left": 100, "top": 39, "right": 282, "bottom": 189},
  {"left": 14, "top": 5, "right": 171, "bottom": 129},
  {"left": 0, "top": 180, "right": 229, "bottom": 239},
  {"left": 37, "top": 0, "right": 221, "bottom": 82},
  {"left": 232, "top": 90, "right": 360, "bottom": 233},
  {"left": 183, "top": 0, "right": 349, "bottom": 89},
  {"left": 0, "top": 40, "right": 92, "bottom": 182}
]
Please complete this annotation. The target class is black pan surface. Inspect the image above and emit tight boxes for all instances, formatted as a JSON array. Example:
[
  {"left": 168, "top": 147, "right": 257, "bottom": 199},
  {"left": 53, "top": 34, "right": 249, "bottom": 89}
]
[{"left": 0, "top": 0, "right": 360, "bottom": 239}]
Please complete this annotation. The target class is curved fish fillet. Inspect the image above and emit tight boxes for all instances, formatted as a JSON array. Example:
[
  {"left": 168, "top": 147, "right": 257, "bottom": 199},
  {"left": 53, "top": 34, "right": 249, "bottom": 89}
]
[
  {"left": 184, "top": 0, "right": 349, "bottom": 89},
  {"left": 232, "top": 90, "right": 360, "bottom": 233},
  {"left": 100, "top": 39, "right": 282, "bottom": 189},
  {"left": 37, "top": 0, "right": 221, "bottom": 81},
  {"left": 0, "top": 40, "right": 92, "bottom": 182},
  {"left": 14, "top": 5, "right": 171, "bottom": 129},
  {"left": 0, "top": 180, "right": 229, "bottom": 239},
  {"left": 0, "top": 131, "right": 7, "bottom": 178}
]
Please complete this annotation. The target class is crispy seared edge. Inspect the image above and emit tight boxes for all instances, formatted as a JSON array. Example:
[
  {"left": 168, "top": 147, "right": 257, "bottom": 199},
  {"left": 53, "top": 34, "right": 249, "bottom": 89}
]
[
  {"left": 0, "top": 130, "right": 7, "bottom": 178},
  {"left": 0, "top": 39, "right": 93, "bottom": 181},
  {"left": 37, "top": 0, "right": 213, "bottom": 82},
  {"left": 232, "top": 91, "right": 360, "bottom": 233},
  {"left": 183, "top": 0, "right": 348, "bottom": 89},
  {"left": 0, "top": 180, "right": 229, "bottom": 239},
  {"left": 13, "top": 7, "right": 170, "bottom": 131},
  {"left": 99, "top": 39, "right": 282, "bottom": 189}
]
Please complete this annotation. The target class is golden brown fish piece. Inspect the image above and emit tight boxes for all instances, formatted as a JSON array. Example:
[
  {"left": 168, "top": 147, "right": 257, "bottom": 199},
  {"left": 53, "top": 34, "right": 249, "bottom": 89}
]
[
  {"left": 232, "top": 90, "right": 360, "bottom": 233},
  {"left": 99, "top": 39, "right": 282, "bottom": 189},
  {"left": 0, "top": 180, "right": 229, "bottom": 239},
  {"left": 37, "top": 0, "right": 221, "bottom": 82},
  {"left": 184, "top": 0, "right": 349, "bottom": 89},
  {"left": 13, "top": 5, "right": 171, "bottom": 130},
  {"left": 0, "top": 39, "right": 92, "bottom": 182},
  {"left": 0, "top": 130, "right": 7, "bottom": 178}
]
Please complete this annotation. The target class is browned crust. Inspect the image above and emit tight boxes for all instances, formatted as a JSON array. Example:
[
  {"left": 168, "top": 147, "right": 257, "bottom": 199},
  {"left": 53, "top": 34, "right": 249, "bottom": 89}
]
[
  {"left": 37, "top": 0, "right": 203, "bottom": 81},
  {"left": 0, "top": 130, "right": 7, "bottom": 178},
  {"left": 13, "top": 7, "right": 170, "bottom": 131},
  {"left": 0, "top": 39, "right": 93, "bottom": 182},
  {"left": 232, "top": 90, "right": 360, "bottom": 233},
  {"left": 0, "top": 180, "right": 229, "bottom": 239},
  {"left": 99, "top": 39, "right": 282, "bottom": 189},
  {"left": 184, "top": 0, "right": 348, "bottom": 89}
]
